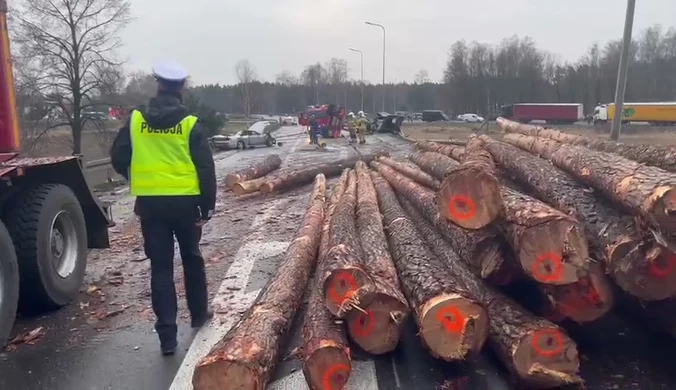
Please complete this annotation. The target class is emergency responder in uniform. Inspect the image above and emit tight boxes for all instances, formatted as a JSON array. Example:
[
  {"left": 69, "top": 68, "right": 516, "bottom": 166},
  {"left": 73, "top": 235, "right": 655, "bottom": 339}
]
[
  {"left": 346, "top": 112, "right": 357, "bottom": 144},
  {"left": 357, "top": 111, "right": 367, "bottom": 144},
  {"left": 109, "top": 60, "right": 216, "bottom": 356}
]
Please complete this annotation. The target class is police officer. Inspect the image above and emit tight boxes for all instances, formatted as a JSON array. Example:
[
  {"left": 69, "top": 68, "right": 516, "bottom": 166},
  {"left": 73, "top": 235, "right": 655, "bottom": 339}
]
[{"left": 109, "top": 60, "right": 216, "bottom": 355}]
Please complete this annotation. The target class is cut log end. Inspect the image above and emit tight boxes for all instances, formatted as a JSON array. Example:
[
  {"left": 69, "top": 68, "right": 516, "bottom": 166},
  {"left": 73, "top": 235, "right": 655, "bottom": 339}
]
[
  {"left": 438, "top": 169, "right": 502, "bottom": 229},
  {"left": 323, "top": 266, "right": 374, "bottom": 317},
  {"left": 653, "top": 187, "right": 676, "bottom": 232},
  {"left": 512, "top": 328, "right": 581, "bottom": 388},
  {"left": 232, "top": 180, "right": 263, "bottom": 195},
  {"left": 193, "top": 360, "right": 258, "bottom": 390},
  {"left": 303, "top": 344, "right": 351, "bottom": 390},
  {"left": 225, "top": 173, "right": 243, "bottom": 190},
  {"left": 345, "top": 293, "right": 409, "bottom": 355},
  {"left": 548, "top": 264, "right": 614, "bottom": 323},
  {"left": 419, "top": 294, "right": 489, "bottom": 361},
  {"left": 519, "top": 219, "right": 588, "bottom": 285},
  {"left": 613, "top": 242, "right": 676, "bottom": 301}
]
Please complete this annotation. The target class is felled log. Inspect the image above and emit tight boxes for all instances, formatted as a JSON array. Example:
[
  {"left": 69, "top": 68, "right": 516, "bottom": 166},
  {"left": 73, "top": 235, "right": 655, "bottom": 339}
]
[
  {"left": 347, "top": 162, "right": 410, "bottom": 354},
  {"left": 302, "top": 170, "right": 351, "bottom": 390},
  {"left": 225, "top": 154, "right": 282, "bottom": 189},
  {"left": 260, "top": 152, "right": 388, "bottom": 194},
  {"left": 438, "top": 135, "right": 503, "bottom": 229},
  {"left": 415, "top": 140, "right": 466, "bottom": 161},
  {"left": 377, "top": 156, "right": 440, "bottom": 190},
  {"left": 322, "top": 170, "right": 375, "bottom": 317},
  {"left": 402, "top": 198, "right": 581, "bottom": 388},
  {"left": 497, "top": 117, "right": 676, "bottom": 172},
  {"left": 232, "top": 176, "right": 268, "bottom": 195},
  {"left": 503, "top": 133, "right": 676, "bottom": 247},
  {"left": 483, "top": 135, "right": 676, "bottom": 301},
  {"left": 371, "top": 160, "right": 516, "bottom": 286},
  {"left": 407, "top": 151, "right": 613, "bottom": 322},
  {"left": 371, "top": 171, "right": 489, "bottom": 361},
  {"left": 193, "top": 175, "right": 326, "bottom": 390}
]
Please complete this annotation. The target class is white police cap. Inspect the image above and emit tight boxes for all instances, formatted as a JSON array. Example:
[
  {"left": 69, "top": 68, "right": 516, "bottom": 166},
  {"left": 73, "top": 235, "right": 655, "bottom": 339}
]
[{"left": 152, "top": 60, "right": 189, "bottom": 82}]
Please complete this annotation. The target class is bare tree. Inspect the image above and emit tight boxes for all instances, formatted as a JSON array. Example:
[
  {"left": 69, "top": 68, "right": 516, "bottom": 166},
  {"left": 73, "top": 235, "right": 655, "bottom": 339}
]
[
  {"left": 235, "top": 59, "right": 257, "bottom": 118},
  {"left": 275, "top": 71, "right": 298, "bottom": 86},
  {"left": 11, "top": 0, "right": 131, "bottom": 155},
  {"left": 414, "top": 69, "right": 430, "bottom": 84}
]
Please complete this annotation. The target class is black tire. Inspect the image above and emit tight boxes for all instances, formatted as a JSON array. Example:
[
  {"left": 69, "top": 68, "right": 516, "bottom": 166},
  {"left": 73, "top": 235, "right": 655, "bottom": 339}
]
[
  {"left": 237, "top": 141, "right": 246, "bottom": 150},
  {"left": 4, "top": 184, "right": 87, "bottom": 311},
  {"left": 0, "top": 221, "right": 19, "bottom": 345}
]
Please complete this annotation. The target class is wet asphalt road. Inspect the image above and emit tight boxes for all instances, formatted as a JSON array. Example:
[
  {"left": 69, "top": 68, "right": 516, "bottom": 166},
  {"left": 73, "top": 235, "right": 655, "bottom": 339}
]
[{"left": 3, "top": 126, "right": 676, "bottom": 389}]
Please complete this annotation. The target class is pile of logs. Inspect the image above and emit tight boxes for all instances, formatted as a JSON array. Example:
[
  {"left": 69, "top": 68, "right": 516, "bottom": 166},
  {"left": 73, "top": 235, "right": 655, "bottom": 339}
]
[{"left": 192, "top": 121, "right": 676, "bottom": 389}]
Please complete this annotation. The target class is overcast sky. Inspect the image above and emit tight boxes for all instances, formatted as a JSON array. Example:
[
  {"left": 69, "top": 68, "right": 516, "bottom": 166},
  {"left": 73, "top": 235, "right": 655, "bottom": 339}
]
[{"left": 121, "top": 0, "right": 676, "bottom": 86}]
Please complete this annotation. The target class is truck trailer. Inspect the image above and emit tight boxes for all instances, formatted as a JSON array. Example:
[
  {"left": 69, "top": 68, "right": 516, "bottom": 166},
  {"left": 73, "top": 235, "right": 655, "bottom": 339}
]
[
  {"left": 0, "top": 1, "right": 113, "bottom": 345},
  {"left": 501, "top": 103, "right": 584, "bottom": 124},
  {"left": 593, "top": 102, "right": 676, "bottom": 125}
]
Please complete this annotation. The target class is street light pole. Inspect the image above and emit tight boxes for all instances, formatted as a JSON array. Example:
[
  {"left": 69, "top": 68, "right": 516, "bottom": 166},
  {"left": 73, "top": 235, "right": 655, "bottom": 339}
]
[
  {"left": 349, "top": 48, "right": 364, "bottom": 112},
  {"left": 609, "top": 0, "right": 636, "bottom": 141},
  {"left": 366, "top": 21, "right": 386, "bottom": 112}
]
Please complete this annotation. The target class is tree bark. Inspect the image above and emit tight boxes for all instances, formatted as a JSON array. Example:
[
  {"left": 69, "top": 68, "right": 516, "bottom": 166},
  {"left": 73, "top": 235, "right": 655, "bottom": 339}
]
[
  {"left": 408, "top": 151, "right": 460, "bottom": 181},
  {"left": 415, "top": 140, "right": 466, "bottom": 161},
  {"left": 438, "top": 135, "right": 503, "bottom": 229},
  {"left": 346, "top": 162, "right": 410, "bottom": 355},
  {"left": 371, "top": 160, "right": 516, "bottom": 286},
  {"left": 302, "top": 170, "right": 351, "bottom": 390},
  {"left": 193, "top": 175, "right": 326, "bottom": 390},
  {"left": 401, "top": 198, "right": 581, "bottom": 389},
  {"left": 502, "top": 133, "right": 676, "bottom": 248},
  {"left": 498, "top": 117, "right": 676, "bottom": 172},
  {"left": 225, "top": 154, "right": 282, "bottom": 190},
  {"left": 260, "top": 152, "right": 388, "bottom": 194},
  {"left": 371, "top": 170, "right": 489, "bottom": 361},
  {"left": 483, "top": 135, "right": 676, "bottom": 301},
  {"left": 322, "top": 170, "right": 375, "bottom": 317},
  {"left": 376, "top": 156, "right": 440, "bottom": 190}
]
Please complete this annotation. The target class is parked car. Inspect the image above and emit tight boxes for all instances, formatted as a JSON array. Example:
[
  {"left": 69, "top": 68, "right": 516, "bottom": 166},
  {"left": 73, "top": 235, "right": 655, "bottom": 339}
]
[
  {"left": 209, "top": 121, "right": 281, "bottom": 151},
  {"left": 422, "top": 110, "right": 450, "bottom": 122},
  {"left": 457, "top": 113, "right": 485, "bottom": 123}
]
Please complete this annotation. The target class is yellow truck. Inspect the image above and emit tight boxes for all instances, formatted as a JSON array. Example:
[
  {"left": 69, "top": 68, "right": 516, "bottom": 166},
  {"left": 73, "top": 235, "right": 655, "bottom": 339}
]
[{"left": 593, "top": 102, "right": 676, "bottom": 125}]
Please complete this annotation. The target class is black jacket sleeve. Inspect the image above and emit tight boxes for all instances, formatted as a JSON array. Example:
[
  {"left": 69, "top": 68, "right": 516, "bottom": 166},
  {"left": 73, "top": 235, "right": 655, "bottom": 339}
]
[
  {"left": 189, "top": 120, "right": 217, "bottom": 217},
  {"left": 109, "top": 118, "right": 132, "bottom": 181}
]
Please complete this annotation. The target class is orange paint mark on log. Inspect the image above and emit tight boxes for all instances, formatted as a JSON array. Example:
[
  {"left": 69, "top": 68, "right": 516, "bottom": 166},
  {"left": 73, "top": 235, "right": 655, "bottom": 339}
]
[
  {"left": 649, "top": 253, "right": 676, "bottom": 278},
  {"left": 436, "top": 305, "right": 465, "bottom": 333},
  {"left": 447, "top": 195, "right": 477, "bottom": 221},
  {"left": 322, "top": 364, "right": 350, "bottom": 390},
  {"left": 350, "top": 310, "right": 375, "bottom": 337},
  {"left": 329, "top": 272, "right": 358, "bottom": 305},
  {"left": 531, "top": 329, "right": 564, "bottom": 357},
  {"left": 532, "top": 253, "right": 563, "bottom": 283}
]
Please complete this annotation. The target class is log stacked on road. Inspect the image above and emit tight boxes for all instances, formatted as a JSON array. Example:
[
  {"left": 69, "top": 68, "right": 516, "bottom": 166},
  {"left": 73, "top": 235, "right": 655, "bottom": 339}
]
[
  {"left": 482, "top": 135, "right": 676, "bottom": 301},
  {"left": 502, "top": 133, "right": 676, "bottom": 247},
  {"left": 438, "top": 135, "right": 503, "bottom": 229},
  {"left": 193, "top": 175, "right": 326, "bottom": 390},
  {"left": 302, "top": 170, "right": 351, "bottom": 390},
  {"left": 407, "top": 146, "right": 613, "bottom": 322},
  {"left": 371, "top": 171, "right": 489, "bottom": 361},
  {"left": 322, "top": 170, "right": 375, "bottom": 317},
  {"left": 232, "top": 176, "right": 271, "bottom": 195},
  {"left": 372, "top": 161, "right": 516, "bottom": 286},
  {"left": 497, "top": 117, "right": 676, "bottom": 172},
  {"left": 376, "top": 156, "right": 441, "bottom": 190},
  {"left": 225, "top": 154, "right": 282, "bottom": 190},
  {"left": 260, "top": 152, "right": 388, "bottom": 194},
  {"left": 402, "top": 199, "right": 581, "bottom": 388},
  {"left": 350, "top": 161, "right": 410, "bottom": 354},
  {"left": 415, "top": 140, "right": 466, "bottom": 161}
]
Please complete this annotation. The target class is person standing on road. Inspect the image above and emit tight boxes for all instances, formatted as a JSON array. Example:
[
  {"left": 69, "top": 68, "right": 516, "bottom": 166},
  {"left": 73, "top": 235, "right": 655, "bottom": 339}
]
[
  {"left": 109, "top": 60, "right": 216, "bottom": 356},
  {"left": 357, "top": 111, "right": 367, "bottom": 144},
  {"left": 309, "top": 115, "right": 319, "bottom": 145}
]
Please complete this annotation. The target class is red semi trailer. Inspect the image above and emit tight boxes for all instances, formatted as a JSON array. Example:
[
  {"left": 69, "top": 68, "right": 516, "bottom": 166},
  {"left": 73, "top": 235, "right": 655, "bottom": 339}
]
[
  {"left": 501, "top": 103, "right": 584, "bottom": 124},
  {"left": 0, "top": 1, "right": 113, "bottom": 345}
]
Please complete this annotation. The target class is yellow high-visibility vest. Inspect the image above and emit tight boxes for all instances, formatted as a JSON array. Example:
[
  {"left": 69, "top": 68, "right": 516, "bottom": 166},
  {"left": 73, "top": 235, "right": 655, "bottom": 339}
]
[{"left": 129, "top": 110, "right": 201, "bottom": 196}]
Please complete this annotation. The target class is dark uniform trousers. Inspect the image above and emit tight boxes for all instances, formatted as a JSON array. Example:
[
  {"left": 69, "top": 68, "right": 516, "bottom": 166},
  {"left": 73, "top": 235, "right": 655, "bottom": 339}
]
[{"left": 140, "top": 215, "right": 208, "bottom": 342}]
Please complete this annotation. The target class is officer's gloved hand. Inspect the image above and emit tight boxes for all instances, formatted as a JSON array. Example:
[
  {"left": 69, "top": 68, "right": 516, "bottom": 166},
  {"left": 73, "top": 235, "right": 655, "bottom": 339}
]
[{"left": 196, "top": 206, "right": 214, "bottom": 227}]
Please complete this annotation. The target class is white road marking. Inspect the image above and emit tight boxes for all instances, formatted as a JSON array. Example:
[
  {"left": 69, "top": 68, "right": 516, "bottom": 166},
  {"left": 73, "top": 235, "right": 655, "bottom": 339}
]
[{"left": 268, "top": 360, "right": 379, "bottom": 390}]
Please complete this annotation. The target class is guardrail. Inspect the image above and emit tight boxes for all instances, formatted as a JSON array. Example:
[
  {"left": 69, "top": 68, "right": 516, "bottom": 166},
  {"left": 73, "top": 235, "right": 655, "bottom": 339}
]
[{"left": 86, "top": 158, "right": 112, "bottom": 170}]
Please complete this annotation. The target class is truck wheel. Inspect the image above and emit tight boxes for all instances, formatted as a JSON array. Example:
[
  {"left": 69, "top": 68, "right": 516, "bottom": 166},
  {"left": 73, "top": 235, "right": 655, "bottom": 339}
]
[
  {"left": 0, "top": 221, "right": 19, "bottom": 345},
  {"left": 4, "top": 184, "right": 87, "bottom": 311}
]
